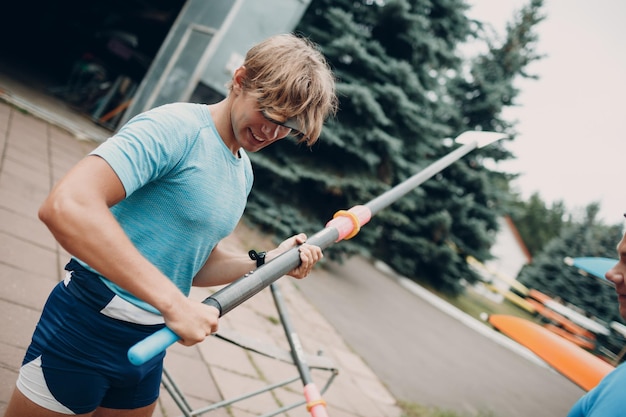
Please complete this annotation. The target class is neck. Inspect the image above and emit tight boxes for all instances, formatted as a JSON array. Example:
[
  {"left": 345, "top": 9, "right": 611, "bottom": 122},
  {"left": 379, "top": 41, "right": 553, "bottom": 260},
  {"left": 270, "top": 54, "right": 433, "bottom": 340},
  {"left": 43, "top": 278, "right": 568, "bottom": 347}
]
[{"left": 208, "top": 99, "right": 239, "bottom": 156}]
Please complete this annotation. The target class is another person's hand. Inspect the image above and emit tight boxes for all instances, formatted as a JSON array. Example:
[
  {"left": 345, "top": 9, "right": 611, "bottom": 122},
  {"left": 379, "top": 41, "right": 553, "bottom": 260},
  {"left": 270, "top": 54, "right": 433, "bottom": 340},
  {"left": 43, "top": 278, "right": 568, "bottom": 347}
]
[{"left": 271, "top": 233, "right": 323, "bottom": 279}]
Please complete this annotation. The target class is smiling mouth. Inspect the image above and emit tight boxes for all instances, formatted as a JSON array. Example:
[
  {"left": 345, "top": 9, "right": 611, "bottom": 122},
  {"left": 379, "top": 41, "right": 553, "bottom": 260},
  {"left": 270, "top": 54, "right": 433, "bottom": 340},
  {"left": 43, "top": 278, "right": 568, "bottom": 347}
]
[{"left": 250, "top": 129, "right": 265, "bottom": 143}]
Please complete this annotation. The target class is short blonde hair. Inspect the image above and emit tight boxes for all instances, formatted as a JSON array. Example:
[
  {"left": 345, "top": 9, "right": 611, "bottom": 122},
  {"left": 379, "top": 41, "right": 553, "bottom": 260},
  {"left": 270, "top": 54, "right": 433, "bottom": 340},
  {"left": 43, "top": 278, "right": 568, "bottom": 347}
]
[{"left": 233, "top": 33, "right": 337, "bottom": 146}]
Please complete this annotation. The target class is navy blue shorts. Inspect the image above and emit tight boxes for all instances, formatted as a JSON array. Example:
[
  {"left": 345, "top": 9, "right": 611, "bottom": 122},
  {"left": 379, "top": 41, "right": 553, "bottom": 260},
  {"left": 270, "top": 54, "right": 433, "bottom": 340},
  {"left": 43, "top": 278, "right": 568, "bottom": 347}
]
[{"left": 17, "top": 259, "right": 166, "bottom": 414}]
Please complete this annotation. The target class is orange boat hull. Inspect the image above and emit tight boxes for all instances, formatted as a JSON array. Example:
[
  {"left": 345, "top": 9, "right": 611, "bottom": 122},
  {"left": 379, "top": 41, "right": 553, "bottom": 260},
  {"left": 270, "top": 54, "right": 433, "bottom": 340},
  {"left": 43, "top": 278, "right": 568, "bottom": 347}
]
[{"left": 488, "top": 314, "right": 614, "bottom": 391}]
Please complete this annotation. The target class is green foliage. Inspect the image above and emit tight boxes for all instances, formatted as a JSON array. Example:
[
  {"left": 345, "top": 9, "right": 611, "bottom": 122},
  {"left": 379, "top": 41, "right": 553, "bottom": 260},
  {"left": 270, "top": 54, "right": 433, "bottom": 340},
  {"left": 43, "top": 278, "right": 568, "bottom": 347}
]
[
  {"left": 509, "top": 192, "right": 570, "bottom": 256},
  {"left": 246, "top": 0, "right": 546, "bottom": 295},
  {"left": 517, "top": 203, "right": 625, "bottom": 353}
]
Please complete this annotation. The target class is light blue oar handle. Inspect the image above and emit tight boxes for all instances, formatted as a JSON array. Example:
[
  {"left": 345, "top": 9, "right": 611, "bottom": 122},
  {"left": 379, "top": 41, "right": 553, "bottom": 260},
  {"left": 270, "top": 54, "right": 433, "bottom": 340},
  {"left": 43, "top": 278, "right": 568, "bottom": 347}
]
[
  {"left": 128, "top": 297, "right": 223, "bottom": 365},
  {"left": 128, "top": 327, "right": 180, "bottom": 365}
]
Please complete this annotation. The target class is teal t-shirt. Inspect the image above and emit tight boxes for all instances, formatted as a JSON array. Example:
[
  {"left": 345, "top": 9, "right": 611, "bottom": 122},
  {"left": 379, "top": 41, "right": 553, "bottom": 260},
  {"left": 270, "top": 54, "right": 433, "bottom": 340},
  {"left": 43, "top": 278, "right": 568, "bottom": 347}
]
[
  {"left": 82, "top": 102, "right": 253, "bottom": 311},
  {"left": 568, "top": 363, "right": 626, "bottom": 416}
]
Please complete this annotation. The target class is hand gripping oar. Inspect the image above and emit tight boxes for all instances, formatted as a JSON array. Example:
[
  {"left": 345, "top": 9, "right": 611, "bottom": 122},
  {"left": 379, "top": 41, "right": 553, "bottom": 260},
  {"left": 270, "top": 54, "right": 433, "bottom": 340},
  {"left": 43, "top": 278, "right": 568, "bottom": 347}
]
[{"left": 127, "top": 131, "right": 506, "bottom": 366}]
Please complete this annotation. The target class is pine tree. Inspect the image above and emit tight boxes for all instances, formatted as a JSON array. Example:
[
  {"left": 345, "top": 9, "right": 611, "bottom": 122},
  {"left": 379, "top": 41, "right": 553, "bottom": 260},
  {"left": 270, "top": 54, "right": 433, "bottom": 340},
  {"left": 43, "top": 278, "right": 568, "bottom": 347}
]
[
  {"left": 245, "top": 0, "right": 545, "bottom": 295},
  {"left": 509, "top": 192, "right": 569, "bottom": 256}
]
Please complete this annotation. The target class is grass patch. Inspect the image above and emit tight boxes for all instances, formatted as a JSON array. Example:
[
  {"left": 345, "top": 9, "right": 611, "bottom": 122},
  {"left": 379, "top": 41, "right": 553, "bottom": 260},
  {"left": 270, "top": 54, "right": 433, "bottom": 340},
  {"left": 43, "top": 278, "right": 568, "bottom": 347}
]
[
  {"left": 398, "top": 400, "right": 496, "bottom": 417},
  {"left": 434, "top": 286, "right": 536, "bottom": 323}
]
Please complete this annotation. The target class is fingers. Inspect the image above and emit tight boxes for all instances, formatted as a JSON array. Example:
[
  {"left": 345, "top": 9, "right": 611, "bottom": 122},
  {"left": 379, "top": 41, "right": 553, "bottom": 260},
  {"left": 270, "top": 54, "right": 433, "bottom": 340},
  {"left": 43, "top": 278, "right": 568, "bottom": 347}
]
[
  {"left": 172, "top": 303, "right": 220, "bottom": 346},
  {"left": 274, "top": 233, "right": 322, "bottom": 278},
  {"left": 289, "top": 243, "right": 323, "bottom": 279},
  {"left": 294, "top": 233, "right": 308, "bottom": 245},
  {"left": 207, "top": 306, "right": 220, "bottom": 334}
]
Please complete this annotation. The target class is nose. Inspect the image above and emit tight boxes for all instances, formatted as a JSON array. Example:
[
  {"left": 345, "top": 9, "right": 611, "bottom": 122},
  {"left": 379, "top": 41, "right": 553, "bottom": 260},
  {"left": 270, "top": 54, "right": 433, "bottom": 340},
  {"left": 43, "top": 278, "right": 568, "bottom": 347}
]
[
  {"left": 605, "top": 262, "right": 623, "bottom": 286},
  {"left": 261, "top": 122, "right": 282, "bottom": 139}
]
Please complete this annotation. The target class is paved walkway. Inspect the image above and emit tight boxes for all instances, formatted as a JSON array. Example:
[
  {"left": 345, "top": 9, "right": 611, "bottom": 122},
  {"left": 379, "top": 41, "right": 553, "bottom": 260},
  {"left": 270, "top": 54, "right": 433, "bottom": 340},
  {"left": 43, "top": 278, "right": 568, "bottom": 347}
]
[{"left": 0, "top": 94, "right": 402, "bottom": 417}]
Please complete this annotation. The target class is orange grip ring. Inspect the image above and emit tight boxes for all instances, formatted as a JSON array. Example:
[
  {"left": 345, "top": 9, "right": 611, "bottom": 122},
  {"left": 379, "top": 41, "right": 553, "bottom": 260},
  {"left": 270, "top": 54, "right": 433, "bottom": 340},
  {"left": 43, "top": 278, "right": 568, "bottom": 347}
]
[
  {"left": 306, "top": 399, "right": 327, "bottom": 411},
  {"left": 333, "top": 210, "right": 361, "bottom": 240}
]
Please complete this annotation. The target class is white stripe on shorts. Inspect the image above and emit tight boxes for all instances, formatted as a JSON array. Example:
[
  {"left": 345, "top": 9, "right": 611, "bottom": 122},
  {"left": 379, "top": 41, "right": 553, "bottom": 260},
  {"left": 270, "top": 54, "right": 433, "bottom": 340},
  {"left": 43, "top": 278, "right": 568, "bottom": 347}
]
[
  {"left": 100, "top": 295, "right": 165, "bottom": 325},
  {"left": 17, "top": 356, "right": 75, "bottom": 415}
]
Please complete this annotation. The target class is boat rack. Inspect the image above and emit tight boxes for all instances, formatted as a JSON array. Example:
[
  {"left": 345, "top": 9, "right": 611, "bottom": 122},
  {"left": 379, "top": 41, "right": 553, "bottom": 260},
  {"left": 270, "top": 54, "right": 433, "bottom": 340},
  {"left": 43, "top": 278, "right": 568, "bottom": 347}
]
[{"left": 160, "top": 285, "right": 339, "bottom": 417}]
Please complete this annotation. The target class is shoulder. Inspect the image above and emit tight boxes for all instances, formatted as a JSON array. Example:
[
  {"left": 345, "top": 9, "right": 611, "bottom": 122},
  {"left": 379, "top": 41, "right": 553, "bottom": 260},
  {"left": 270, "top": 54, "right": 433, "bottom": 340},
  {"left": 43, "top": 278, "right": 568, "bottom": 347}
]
[
  {"left": 572, "top": 363, "right": 626, "bottom": 416},
  {"left": 104, "top": 103, "right": 212, "bottom": 153},
  {"left": 130, "top": 103, "right": 211, "bottom": 132}
]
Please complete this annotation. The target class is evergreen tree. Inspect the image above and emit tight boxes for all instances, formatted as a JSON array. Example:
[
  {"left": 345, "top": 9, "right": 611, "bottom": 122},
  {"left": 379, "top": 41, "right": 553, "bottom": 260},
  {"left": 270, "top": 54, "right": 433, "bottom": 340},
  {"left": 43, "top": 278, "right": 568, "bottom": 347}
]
[
  {"left": 245, "top": 0, "right": 545, "bottom": 295},
  {"left": 518, "top": 203, "right": 625, "bottom": 354},
  {"left": 509, "top": 192, "right": 569, "bottom": 256}
]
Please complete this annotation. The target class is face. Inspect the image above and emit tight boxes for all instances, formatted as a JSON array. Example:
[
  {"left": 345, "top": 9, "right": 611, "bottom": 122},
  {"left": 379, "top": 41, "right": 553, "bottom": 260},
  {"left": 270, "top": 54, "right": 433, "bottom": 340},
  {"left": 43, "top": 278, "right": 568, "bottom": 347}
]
[
  {"left": 228, "top": 70, "right": 293, "bottom": 153},
  {"left": 605, "top": 231, "right": 626, "bottom": 319}
]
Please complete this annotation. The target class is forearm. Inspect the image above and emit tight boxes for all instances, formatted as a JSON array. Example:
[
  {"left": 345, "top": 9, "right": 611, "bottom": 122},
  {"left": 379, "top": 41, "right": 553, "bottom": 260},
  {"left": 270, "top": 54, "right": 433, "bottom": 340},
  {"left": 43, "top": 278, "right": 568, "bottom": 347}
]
[
  {"left": 193, "top": 233, "right": 320, "bottom": 287},
  {"left": 192, "top": 242, "right": 260, "bottom": 287}
]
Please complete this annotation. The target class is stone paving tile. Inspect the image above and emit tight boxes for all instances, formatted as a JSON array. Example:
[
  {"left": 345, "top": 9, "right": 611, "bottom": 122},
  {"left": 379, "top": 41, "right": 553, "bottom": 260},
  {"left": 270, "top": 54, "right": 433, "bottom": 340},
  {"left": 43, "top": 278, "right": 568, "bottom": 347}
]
[
  {"left": 251, "top": 351, "right": 305, "bottom": 391},
  {"left": 163, "top": 350, "right": 222, "bottom": 403},
  {"left": 0, "top": 231, "right": 57, "bottom": 278},
  {"left": 210, "top": 367, "right": 282, "bottom": 416},
  {"left": 0, "top": 368, "right": 17, "bottom": 416},
  {"left": 156, "top": 385, "right": 231, "bottom": 417},
  {"left": 0, "top": 205, "right": 56, "bottom": 250},
  {"left": 3, "top": 149, "right": 50, "bottom": 186},
  {"left": 0, "top": 175, "right": 48, "bottom": 218},
  {"left": 197, "top": 334, "right": 260, "bottom": 379},
  {"left": 0, "top": 263, "right": 58, "bottom": 310},
  {"left": 0, "top": 299, "right": 41, "bottom": 350}
]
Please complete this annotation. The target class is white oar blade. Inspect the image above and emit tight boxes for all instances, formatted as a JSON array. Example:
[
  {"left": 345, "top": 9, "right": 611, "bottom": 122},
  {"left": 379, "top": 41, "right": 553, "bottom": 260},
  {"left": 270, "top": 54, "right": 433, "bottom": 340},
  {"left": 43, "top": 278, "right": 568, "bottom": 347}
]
[{"left": 456, "top": 131, "right": 508, "bottom": 148}]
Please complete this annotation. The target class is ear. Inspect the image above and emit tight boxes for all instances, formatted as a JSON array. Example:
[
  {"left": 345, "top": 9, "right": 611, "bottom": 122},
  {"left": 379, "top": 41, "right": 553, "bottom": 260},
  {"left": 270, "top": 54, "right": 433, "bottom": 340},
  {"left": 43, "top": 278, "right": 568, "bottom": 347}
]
[{"left": 231, "top": 66, "right": 247, "bottom": 94}]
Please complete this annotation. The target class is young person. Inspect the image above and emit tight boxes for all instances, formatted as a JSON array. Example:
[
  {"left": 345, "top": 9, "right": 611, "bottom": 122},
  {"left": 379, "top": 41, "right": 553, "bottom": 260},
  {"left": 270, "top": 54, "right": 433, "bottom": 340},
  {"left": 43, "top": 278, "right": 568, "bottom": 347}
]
[
  {"left": 568, "top": 216, "right": 626, "bottom": 416},
  {"left": 4, "top": 33, "right": 337, "bottom": 417}
]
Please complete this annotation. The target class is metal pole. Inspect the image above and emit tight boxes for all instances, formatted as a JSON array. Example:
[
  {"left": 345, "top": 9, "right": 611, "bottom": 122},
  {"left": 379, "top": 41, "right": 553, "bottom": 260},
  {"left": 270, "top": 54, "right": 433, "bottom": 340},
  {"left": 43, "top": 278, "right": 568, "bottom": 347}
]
[{"left": 270, "top": 283, "right": 329, "bottom": 416}]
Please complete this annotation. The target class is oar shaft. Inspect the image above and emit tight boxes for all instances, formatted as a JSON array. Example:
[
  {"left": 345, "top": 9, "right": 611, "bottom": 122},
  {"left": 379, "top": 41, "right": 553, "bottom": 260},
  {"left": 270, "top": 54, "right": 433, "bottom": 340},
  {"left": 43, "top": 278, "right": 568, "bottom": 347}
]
[
  {"left": 365, "top": 141, "right": 478, "bottom": 215},
  {"left": 128, "top": 132, "right": 500, "bottom": 366},
  {"left": 209, "top": 227, "right": 339, "bottom": 316}
]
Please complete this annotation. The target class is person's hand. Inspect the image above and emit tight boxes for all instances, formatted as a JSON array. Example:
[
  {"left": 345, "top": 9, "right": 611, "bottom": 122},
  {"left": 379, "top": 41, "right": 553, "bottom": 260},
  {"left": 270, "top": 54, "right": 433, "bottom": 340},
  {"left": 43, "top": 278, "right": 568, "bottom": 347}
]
[
  {"left": 271, "top": 233, "right": 323, "bottom": 279},
  {"left": 162, "top": 297, "right": 220, "bottom": 346}
]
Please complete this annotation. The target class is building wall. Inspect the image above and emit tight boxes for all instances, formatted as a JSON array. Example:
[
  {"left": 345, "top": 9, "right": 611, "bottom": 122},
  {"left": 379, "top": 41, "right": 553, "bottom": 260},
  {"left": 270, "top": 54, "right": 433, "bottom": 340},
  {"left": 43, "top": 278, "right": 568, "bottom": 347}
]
[
  {"left": 122, "top": 0, "right": 312, "bottom": 124},
  {"left": 485, "top": 216, "right": 532, "bottom": 296}
]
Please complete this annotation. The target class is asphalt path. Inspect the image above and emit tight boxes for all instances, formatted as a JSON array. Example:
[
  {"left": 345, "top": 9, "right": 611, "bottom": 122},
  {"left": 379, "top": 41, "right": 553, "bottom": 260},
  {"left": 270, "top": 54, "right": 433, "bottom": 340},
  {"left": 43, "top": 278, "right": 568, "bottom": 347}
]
[{"left": 298, "top": 256, "right": 585, "bottom": 417}]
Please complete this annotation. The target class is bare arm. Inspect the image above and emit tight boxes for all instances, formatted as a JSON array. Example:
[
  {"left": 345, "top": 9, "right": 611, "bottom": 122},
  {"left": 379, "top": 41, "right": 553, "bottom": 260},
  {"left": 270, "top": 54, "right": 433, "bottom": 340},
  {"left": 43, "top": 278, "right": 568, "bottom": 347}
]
[
  {"left": 193, "top": 233, "right": 323, "bottom": 287},
  {"left": 39, "top": 155, "right": 218, "bottom": 345}
]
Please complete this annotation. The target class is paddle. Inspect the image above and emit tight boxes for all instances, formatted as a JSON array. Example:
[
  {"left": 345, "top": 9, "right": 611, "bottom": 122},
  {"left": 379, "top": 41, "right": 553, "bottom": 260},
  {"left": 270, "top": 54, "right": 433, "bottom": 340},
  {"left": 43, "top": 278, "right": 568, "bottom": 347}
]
[
  {"left": 564, "top": 256, "right": 617, "bottom": 284},
  {"left": 127, "top": 130, "right": 506, "bottom": 366}
]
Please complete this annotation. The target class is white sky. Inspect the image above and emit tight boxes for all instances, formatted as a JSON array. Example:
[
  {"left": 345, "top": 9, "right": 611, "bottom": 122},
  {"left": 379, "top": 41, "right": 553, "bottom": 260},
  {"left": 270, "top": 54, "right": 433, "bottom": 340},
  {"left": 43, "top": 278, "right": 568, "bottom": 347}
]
[{"left": 465, "top": 0, "right": 626, "bottom": 224}]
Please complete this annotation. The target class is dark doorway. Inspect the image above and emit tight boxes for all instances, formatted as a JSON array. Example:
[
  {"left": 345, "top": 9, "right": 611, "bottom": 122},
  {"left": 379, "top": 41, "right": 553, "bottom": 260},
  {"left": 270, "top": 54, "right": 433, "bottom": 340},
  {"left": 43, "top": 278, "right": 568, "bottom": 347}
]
[{"left": 0, "top": 0, "right": 185, "bottom": 130}]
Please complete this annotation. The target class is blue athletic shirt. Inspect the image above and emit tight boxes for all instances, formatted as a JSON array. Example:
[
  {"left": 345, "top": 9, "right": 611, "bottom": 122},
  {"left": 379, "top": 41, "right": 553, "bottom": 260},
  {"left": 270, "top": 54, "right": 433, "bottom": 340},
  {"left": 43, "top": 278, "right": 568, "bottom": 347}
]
[
  {"left": 568, "top": 363, "right": 626, "bottom": 416},
  {"left": 79, "top": 102, "right": 253, "bottom": 313}
]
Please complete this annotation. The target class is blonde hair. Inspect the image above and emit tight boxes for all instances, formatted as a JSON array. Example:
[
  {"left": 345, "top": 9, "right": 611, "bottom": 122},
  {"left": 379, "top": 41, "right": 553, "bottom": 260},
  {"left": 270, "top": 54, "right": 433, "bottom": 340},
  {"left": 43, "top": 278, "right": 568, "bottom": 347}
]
[{"left": 232, "top": 33, "right": 337, "bottom": 146}]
